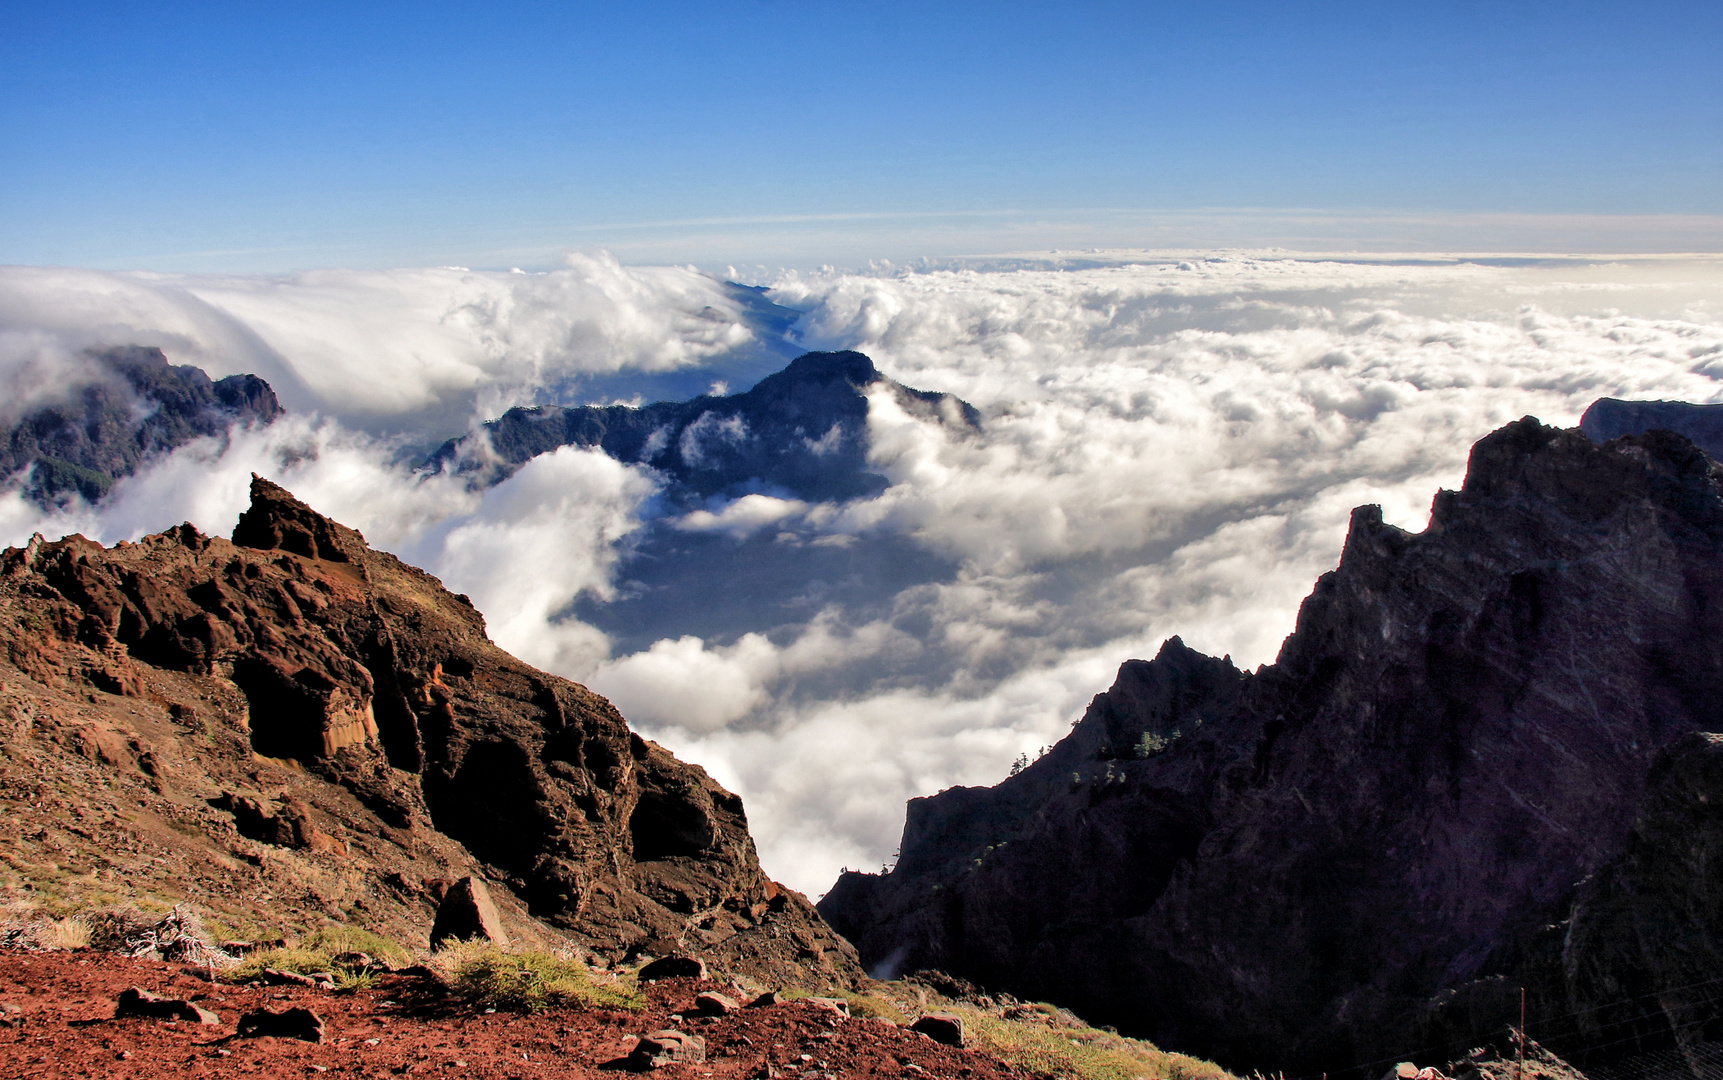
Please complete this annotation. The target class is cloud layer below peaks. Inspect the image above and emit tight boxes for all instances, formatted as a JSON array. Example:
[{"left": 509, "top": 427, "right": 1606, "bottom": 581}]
[{"left": 2, "top": 252, "right": 1722, "bottom": 896}]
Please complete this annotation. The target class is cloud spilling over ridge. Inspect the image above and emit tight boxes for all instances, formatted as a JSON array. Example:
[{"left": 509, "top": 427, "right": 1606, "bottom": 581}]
[
  {"left": 0, "top": 253, "right": 760, "bottom": 434},
  {"left": 2, "top": 253, "right": 1722, "bottom": 897}
]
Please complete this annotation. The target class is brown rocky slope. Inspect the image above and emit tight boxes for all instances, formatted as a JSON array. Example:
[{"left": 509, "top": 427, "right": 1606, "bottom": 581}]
[
  {"left": 819, "top": 418, "right": 1723, "bottom": 1077},
  {"left": 0, "top": 475, "right": 859, "bottom": 988}
]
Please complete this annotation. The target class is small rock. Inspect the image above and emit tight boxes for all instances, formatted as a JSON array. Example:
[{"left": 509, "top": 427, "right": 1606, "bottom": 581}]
[
  {"left": 910, "top": 1012, "right": 965, "bottom": 1048},
  {"left": 236, "top": 1006, "right": 326, "bottom": 1043},
  {"left": 637, "top": 955, "right": 707, "bottom": 982},
  {"left": 628, "top": 1029, "right": 706, "bottom": 1069},
  {"left": 746, "top": 989, "right": 780, "bottom": 1008},
  {"left": 808, "top": 997, "right": 851, "bottom": 1017},
  {"left": 694, "top": 991, "right": 740, "bottom": 1016},
  {"left": 428, "top": 876, "right": 508, "bottom": 949},
  {"left": 262, "top": 968, "right": 334, "bottom": 989},
  {"left": 0, "top": 1001, "right": 22, "bottom": 1028},
  {"left": 113, "top": 986, "right": 219, "bottom": 1025}
]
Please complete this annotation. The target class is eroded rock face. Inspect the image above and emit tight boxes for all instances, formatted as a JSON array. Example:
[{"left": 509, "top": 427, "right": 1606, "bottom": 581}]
[
  {"left": 821, "top": 419, "right": 1723, "bottom": 1074},
  {"left": 3, "top": 475, "right": 858, "bottom": 987}
]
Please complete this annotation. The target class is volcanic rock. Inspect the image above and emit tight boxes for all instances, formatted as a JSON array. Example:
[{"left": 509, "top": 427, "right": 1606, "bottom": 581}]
[
  {"left": 910, "top": 1013, "right": 965, "bottom": 1048},
  {"left": 820, "top": 417, "right": 1723, "bottom": 1074},
  {"left": 113, "top": 986, "right": 218, "bottom": 1025},
  {"left": 637, "top": 954, "right": 708, "bottom": 981},
  {"left": 694, "top": 990, "right": 740, "bottom": 1015},
  {"left": 236, "top": 1006, "right": 325, "bottom": 1042},
  {"left": 428, "top": 875, "right": 508, "bottom": 949},
  {"left": 628, "top": 1028, "right": 706, "bottom": 1068},
  {"left": 0, "top": 475, "right": 860, "bottom": 987}
]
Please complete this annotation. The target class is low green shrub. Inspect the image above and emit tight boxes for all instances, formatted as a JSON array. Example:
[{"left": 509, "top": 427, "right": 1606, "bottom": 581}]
[
  {"left": 944, "top": 1002, "right": 1236, "bottom": 1080},
  {"left": 300, "top": 925, "right": 410, "bottom": 966},
  {"left": 224, "top": 926, "right": 411, "bottom": 991},
  {"left": 432, "top": 942, "right": 642, "bottom": 1013}
]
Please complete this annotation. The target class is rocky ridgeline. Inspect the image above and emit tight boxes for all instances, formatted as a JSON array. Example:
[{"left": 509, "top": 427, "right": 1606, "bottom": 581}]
[
  {"left": 820, "top": 418, "right": 1723, "bottom": 1077},
  {"left": 1, "top": 345, "right": 280, "bottom": 505},
  {"left": 0, "top": 475, "right": 859, "bottom": 988},
  {"left": 427, "top": 350, "right": 980, "bottom": 503}
]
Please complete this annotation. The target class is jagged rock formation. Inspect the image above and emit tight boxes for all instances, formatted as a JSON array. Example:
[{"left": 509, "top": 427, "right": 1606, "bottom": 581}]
[
  {"left": 1582, "top": 396, "right": 1723, "bottom": 460},
  {"left": 821, "top": 418, "right": 1723, "bottom": 1076},
  {"left": 1, "top": 345, "right": 280, "bottom": 505},
  {"left": 0, "top": 476, "right": 859, "bottom": 987},
  {"left": 428, "top": 350, "right": 979, "bottom": 503}
]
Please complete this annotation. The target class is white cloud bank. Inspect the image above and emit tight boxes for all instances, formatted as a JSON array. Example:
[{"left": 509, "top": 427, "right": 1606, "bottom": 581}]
[
  {"left": 3, "top": 252, "right": 1723, "bottom": 897},
  {"left": 0, "top": 253, "right": 754, "bottom": 432}
]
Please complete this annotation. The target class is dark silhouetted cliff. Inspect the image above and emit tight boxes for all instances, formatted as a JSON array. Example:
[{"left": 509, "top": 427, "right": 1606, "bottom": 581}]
[{"left": 821, "top": 418, "right": 1723, "bottom": 1076}]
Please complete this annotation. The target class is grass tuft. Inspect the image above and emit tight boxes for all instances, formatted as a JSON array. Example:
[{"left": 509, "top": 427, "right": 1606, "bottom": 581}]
[
  {"left": 431, "top": 941, "right": 642, "bottom": 1013},
  {"left": 942, "top": 1001, "right": 1236, "bottom": 1080},
  {"left": 224, "top": 926, "right": 412, "bottom": 991}
]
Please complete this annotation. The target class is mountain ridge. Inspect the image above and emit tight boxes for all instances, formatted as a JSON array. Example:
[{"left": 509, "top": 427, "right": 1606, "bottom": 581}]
[
  {"left": 2, "top": 344, "right": 280, "bottom": 505},
  {"left": 820, "top": 416, "right": 1723, "bottom": 1077},
  {"left": 428, "top": 350, "right": 980, "bottom": 504},
  {"left": 0, "top": 474, "right": 860, "bottom": 988}
]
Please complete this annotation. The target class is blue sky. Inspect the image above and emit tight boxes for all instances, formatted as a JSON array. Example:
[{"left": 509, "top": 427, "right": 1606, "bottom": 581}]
[{"left": 3, "top": 0, "right": 1719, "bottom": 271}]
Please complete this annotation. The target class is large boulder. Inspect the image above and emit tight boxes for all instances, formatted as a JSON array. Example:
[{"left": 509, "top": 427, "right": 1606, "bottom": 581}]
[{"left": 429, "top": 876, "right": 508, "bottom": 949}]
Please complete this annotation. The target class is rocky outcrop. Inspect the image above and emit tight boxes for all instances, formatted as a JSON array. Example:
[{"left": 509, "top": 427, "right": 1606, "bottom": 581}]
[
  {"left": 429, "top": 876, "right": 508, "bottom": 949},
  {"left": 1, "top": 345, "right": 280, "bottom": 505},
  {"left": 821, "top": 418, "right": 1723, "bottom": 1075},
  {"left": 427, "top": 350, "right": 979, "bottom": 504},
  {"left": 0, "top": 475, "right": 859, "bottom": 988}
]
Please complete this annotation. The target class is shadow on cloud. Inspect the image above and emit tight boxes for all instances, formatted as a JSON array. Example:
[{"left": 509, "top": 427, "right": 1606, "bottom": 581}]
[{"left": 1, "top": 253, "right": 1722, "bottom": 894}]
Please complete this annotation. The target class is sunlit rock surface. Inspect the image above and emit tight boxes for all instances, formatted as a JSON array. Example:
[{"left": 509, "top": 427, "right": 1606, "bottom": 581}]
[{"left": 0, "top": 475, "right": 860, "bottom": 987}]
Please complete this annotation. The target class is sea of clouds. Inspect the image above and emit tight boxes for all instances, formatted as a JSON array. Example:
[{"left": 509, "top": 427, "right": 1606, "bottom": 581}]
[{"left": 1, "top": 251, "right": 1720, "bottom": 895}]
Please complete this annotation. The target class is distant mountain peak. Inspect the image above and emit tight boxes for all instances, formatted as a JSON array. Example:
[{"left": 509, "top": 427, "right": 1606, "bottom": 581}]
[
  {"left": 0, "top": 344, "right": 281, "bottom": 506},
  {"left": 429, "top": 349, "right": 978, "bottom": 505}
]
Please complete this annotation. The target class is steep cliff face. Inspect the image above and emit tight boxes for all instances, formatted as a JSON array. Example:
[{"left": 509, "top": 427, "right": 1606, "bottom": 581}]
[
  {"left": 428, "top": 350, "right": 980, "bottom": 503},
  {"left": 820, "top": 418, "right": 1723, "bottom": 1074},
  {"left": 0, "top": 476, "right": 859, "bottom": 987},
  {"left": 1, "top": 345, "right": 280, "bottom": 505}
]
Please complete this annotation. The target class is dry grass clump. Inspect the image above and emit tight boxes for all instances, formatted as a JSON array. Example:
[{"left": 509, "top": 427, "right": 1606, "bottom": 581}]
[
  {"left": 39, "top": 914, "right": 89, "bottom": 949},
  {"left": 0, "top": 908, "right": 90, "bottom": 951},
  {"left": 834, "top": 978, "right": 1237, "bottom": 1080},
  {"left": 431, "top": 941, "right": 642, "bottom": 1013},
  {"left": 301, "top": 925, "right": 409, "bottom": 966},
  {"left": 946, "top": 1002, "right": 1236, "bottom": 1080},
  {"left": 836, "top": 989, "right": 912, "bottom": 1024},
  {"left": 226, "top": 926, "right": 410, "bottom": 991}
]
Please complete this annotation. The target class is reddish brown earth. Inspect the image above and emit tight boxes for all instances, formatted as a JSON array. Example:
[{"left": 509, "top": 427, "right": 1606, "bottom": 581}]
[{"left": 0, "top": 949, "right": 1035, "bottom": 1079}]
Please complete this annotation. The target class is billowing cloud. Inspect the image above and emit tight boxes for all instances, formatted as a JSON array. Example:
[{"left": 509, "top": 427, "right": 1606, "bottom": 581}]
[
  {"left": 0, "top": 253, "right": 762, "bottom": 434},
  {"left": 2, "top": 252, "right": 1722, "bottom": 899},
  {"left": 673, "top": 493, "right": 808, "bottom": 538}
]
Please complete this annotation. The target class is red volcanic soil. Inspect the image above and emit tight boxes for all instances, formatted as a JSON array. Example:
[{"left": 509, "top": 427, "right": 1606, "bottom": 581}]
[{"left": 0, "top": 949, "right": 1036, "bottom": 1079}]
